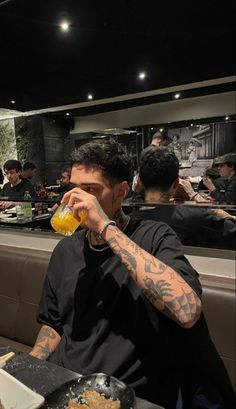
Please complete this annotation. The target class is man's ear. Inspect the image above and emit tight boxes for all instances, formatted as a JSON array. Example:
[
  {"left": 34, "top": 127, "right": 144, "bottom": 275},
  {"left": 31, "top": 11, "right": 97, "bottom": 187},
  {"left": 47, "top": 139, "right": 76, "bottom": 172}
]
[
  {"left": 116, "top": 181, "right": 130, "bottom": 202},
  {"left": 172, "top": 177, "right": 179, "bottom": 194}
]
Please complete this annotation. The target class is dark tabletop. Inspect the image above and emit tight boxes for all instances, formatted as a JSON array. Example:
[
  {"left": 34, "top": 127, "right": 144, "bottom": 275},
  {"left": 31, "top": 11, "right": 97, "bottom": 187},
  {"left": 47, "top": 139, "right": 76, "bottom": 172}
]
[{"left": 1, "top": 347, "right": 163, "bottom": 409}]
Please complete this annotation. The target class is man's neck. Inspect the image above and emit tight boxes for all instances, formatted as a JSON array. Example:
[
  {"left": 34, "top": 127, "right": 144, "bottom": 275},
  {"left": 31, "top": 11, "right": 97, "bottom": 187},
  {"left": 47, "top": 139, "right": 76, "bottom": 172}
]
[
  {"left": 90, "top": 208, "right": 130, "bottom": 245},
  {"left": 145, "top": 189, "right": 172, "bottom": 203}
]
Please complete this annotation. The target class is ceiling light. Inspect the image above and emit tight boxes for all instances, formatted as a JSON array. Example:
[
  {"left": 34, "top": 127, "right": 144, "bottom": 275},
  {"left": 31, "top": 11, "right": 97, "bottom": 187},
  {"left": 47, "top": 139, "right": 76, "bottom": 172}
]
[
  {"left": 190, "top": 123, "right": 193, "bottom": 127},
  {"left": 66, "top": 112, "right": 70, "bottom": 116},
  {"left": 159, "top": 128, "right": 164, "bottom": 132},
  {"left": 60, "top": 22, "right": 69, "bottom": 32},
  {"left": 150, "top": 127, "right": 154, "bottom": 130},
  {"left": 87, "top": 94, "right": 93, "bottom": 100},
  {"left": 174, "top": 93, "right": 180, "bottom": 99},
  {"left": 138, "top": 72, "right": 146, "bottom": 80},
  {"left": 225, "top": 115, "right": 229, "bottom": 120},
  {"left": 11, "top": 100, "right": 15, "bottom": 104}
]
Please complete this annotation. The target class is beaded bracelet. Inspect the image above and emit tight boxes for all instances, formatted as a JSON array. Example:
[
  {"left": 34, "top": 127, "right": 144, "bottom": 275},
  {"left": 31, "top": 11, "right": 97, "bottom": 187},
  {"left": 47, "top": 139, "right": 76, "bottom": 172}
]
[{"left": 98, "top": 220, "right": 116, "bottom": 240}]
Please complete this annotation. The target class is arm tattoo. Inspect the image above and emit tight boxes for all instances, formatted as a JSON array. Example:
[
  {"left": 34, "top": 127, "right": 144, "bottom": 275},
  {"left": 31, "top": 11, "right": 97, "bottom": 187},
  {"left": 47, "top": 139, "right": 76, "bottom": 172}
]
[
  {"left": 108, "top": 236, "right": 137, "bottom": 280},
  {"left": 142, "top": 277, "right": 173, "bottom": 303},
  {"left": 31, "top": 326, "right": 59, "bottom": 360},
  {"left": 105, "top": 225, "right": 201, "bottom": 327}
]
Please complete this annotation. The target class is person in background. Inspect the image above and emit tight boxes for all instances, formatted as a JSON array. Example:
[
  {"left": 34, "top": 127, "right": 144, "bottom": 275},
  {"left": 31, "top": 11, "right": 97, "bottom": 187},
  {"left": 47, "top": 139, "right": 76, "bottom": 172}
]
[
  {"left": 58, "top": 167, "right": 74, "bottom": 194},
  {"left": 50, "top": 168, "right": 74, "bottom": 213},
  {"left": 131, "top": 146, "right": 235, "bottom": 407},
  {"left": 0, "top": 159, "right": 35, "bottom": 209},
  {"left": 197, "top": 157, "right": 226, "bottom": 192},
  {"left": 203, "top": 153, "right": 236, "bottom": 205},
  {"left": 30, "top": 139, "right": 203, "bottom": 409},
  {"left": 21, "top": 161, "right": 37, "bottom": 182},
  {"left": 139, "top": 131, "right": 168, "bottom": 163},
  {"left": 132, "top": 146, "right": 236, "bottom": 248}
]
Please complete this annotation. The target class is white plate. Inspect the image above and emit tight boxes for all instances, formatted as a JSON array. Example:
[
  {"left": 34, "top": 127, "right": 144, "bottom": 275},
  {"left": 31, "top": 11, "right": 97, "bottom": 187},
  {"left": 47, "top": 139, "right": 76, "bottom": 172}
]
[
  {"left": 0, "top": 369, "right": 44, "bottom": 409},
  {"left": 0, "top": 214, "right": 11, "bottom": 219}
]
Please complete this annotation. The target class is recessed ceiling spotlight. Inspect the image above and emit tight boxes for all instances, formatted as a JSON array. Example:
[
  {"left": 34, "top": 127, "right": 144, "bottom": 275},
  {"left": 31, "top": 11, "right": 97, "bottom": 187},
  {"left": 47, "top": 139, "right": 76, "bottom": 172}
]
[
  {"left": 225, "top": 115, "right": 229, "bottom": 120},
  {"left": 66, "top": 112, "right": 70, "bottom": 116},
  {"left": 174, "top": 93, "right": 180, "bottom": 99},
  {"left": 60, "top": 22, "right": 69, "bottom": 31},
  {"left": 87, "top": 94, "right": 93, "bottom": 100},
  {"left": 150, "top": 127, "right": 154, "bottom": 130},
  {"left": 11, "top": 100, "right": 15, "bottom": 104},
  {"left": 159, "top": 128, "right": 164, "bottom": 132},
  {"left": 138, "top": 72, "right": 146, "bottom": 80},
  {"left": 190, "top": 123, "right": 193, "bottom": 127}
]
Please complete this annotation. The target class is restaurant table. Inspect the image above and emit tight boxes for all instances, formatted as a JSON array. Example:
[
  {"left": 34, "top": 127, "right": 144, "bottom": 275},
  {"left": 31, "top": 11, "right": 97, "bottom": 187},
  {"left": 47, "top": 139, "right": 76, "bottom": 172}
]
[{"left": 1, "top": 347, "right": 163, "bottom": 409}]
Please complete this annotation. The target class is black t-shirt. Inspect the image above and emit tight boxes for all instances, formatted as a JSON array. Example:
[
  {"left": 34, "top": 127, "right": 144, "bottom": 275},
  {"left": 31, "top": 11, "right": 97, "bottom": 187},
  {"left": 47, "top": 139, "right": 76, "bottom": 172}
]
[
  {"left": 37, "top": 219, "right": 235, "bottom": 407},
  {"left": 211, "top": 174, "right": 236, "bottom": 205},
  {"left": 131, "top": 204, "right": 236, "bottom": 250},
  {"left": 1, "top": 179, "right": 35, "bottom": 199}
]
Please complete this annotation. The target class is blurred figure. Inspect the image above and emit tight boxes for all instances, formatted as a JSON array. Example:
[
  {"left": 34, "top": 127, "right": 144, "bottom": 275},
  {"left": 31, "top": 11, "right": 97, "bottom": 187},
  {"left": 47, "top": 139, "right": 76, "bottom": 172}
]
[
  {"left": 22, "top": 161, "right": 36, "bottom": 182},
  {"left": 132, "top": 147, "right": 236, "bottom": 249},
  {"left": 187, "top": 141, "right": 197, "bottom": 164},
  {"left": 50, "top": 168, "right": 74, "bottom": 213},
  {"left": 58, "top": 167, "right": 74, "bottom": 194},
  {"left": 0, "top": 159, "right": 35, "bottom": 209},
  {"left": 197, "top": 164, "right": 226, "bottom": 192},
  {"left": 168, "top": 134, "right": 182, "bottom": 164},
  {"left": 203, "top": 153, "right": 236, "bottom": 204},
  {"left": 139, "top": 131, "right": 168, "bottom": 163}
]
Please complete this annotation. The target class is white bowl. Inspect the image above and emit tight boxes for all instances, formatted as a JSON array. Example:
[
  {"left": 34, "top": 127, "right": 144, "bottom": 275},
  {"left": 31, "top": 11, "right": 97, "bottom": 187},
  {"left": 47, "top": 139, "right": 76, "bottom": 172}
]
[{"left": 0, "top": 369, "right": 44, "bottom": 409}]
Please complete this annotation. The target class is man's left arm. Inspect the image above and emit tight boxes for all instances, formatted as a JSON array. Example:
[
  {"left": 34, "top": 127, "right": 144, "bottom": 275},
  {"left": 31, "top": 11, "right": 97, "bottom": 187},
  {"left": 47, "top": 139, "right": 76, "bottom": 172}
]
[{"left": 102, "top": 224, "right": 202, "bottom": 328}]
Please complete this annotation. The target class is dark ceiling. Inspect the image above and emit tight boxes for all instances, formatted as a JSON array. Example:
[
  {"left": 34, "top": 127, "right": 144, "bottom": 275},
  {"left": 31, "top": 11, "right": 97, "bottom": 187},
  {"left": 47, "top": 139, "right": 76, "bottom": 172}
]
[{"left": 0, "top": 0, "right": 235, "bottom": 113}]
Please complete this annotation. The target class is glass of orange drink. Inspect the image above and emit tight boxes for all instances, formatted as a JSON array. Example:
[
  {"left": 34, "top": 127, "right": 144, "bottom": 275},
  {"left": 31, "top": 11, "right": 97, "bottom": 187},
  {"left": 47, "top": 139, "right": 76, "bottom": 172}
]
[{"left": 50, "top": 204, "right": 87, "bottom": 236}]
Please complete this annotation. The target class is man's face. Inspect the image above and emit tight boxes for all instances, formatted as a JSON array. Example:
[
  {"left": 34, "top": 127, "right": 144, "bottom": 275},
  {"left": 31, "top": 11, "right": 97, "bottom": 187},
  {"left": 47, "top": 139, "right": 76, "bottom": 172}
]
[
  {"left": 25, "top": 168, "right": 36, "bottom": 180},
  {"left": 60, "top": 172, "right": 70, "bottom": 188},
  {"left": 4, "top": 169, "right": 21, "bottom": 186},
  {"left": 71, "top": 165, "right": 125, "bottom": 219},
  {"left": 218, "top": 163, "right": 233, "bottom": 178}
]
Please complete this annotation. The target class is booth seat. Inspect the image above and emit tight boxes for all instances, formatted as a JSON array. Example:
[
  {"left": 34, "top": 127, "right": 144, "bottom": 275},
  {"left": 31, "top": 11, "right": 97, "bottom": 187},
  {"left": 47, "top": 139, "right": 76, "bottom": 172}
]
[{"left": 0, "top": 244, "right": 235, "bottom": 391}]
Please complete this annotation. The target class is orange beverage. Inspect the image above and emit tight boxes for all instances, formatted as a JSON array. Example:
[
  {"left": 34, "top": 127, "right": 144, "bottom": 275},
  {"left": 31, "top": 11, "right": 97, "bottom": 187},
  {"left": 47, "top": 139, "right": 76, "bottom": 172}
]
[{"left": 50, "top": 204, "right": 87, "bottom": 236}]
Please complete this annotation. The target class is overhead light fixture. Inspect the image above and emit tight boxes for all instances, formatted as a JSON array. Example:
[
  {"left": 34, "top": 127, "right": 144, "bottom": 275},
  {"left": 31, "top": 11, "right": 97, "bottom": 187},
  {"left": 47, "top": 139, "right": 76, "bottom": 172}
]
[
  {"left": 66, "top": 112, "right": 70, "bottom": 116},
  {"left": 60, "top": 22, "right": 69, "bottom": 31},
  {"left": 174, "top": 93, "right": 180, "bottom": 99},
  {"left": 87, "top": 94, "right": 93, "bottom": 100},
  {"left": 138, "top": 72, "right": 146, "bottom": 80},
  {"left": 159, "top": 128, "right": 164, "bottom": 132},
  {"left": 225, "top": 115, "right": 229, "bottom": 120},
  {"left": 11, "top": 100, "right": 15, "bottom": 104},
  {"left": 150, "top": 127, "right": 154, "bottom": 130},
  {"left": 190, "top": 123, "right": 193, "bottom": 127}
]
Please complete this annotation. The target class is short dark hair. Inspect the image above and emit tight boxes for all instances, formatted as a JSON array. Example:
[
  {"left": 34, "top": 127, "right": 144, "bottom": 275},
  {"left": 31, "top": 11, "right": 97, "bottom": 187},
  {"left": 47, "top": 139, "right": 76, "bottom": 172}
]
[
  {"left": 23, "top": 161, "right": 36, "bottom": 171},
  {"left": 61, "top": 167, "right": 71, "bottom": 177},
  {"left": 0, "top": 168, "right": 3, "bottom": 184},
  {"left": 152, "top": 131, "right": 166, "bottom": 141},
  {"left": 3, "top": 159, "right": 22, "bottom": 173},
  {"left": 70, "top": 139, "right": 133, "bottom": 184},
  {"left": 140, "top": 147, "right": 179, "bottom": 191}
]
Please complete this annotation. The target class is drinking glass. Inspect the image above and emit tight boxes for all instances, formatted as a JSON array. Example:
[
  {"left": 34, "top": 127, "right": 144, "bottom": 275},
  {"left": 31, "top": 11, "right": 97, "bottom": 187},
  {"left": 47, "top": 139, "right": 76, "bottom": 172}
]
[
  {"left": 50, "top": 204, "right": 87, "bottom": 236},
  {"left": 16, "top": 203, "right": 25, "bottom": 220}
]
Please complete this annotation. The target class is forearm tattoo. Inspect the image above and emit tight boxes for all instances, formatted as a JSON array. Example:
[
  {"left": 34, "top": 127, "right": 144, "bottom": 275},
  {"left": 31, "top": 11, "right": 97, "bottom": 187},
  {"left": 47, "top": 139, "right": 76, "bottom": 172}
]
[
  {"left": 106, "top": 226, "right": 201, "bottom": 327},
  {"left": 30, "top": 326, "right": 59, "bottom": 360}
]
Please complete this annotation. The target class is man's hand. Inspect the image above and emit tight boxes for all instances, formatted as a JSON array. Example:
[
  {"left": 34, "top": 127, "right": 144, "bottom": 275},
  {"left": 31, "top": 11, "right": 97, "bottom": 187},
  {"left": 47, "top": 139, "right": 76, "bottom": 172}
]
[
  {"left": 61, "top": 188, "right": 110, "bottom": 235},
  {"left": 0, "top": 201, "right": 15, "bottom": 210},
  {"left": 202, "top": 176, "right": 215, "bottom": 193},
  {"left": 29, "top": 325, "right": 61, "bottom": 360}
]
